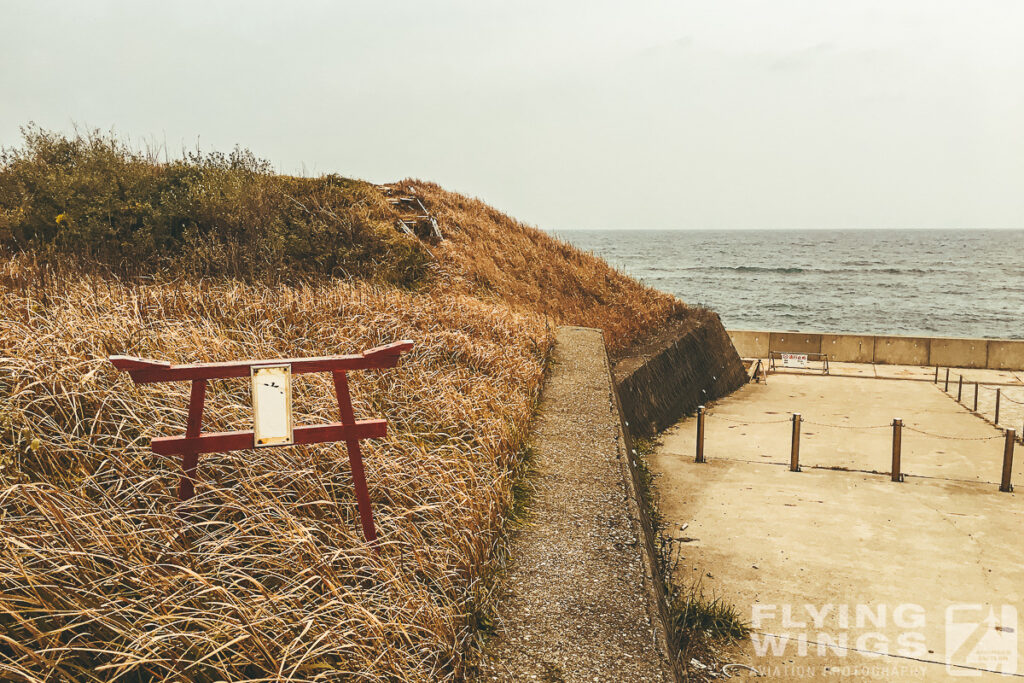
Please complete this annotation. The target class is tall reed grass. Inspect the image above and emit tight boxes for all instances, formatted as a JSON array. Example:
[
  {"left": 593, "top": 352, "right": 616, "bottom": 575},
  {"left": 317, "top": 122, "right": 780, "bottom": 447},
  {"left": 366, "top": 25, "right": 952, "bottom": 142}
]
[
  {"left": 0, "top": 127, "right": 687, "bottom": 353},
  {"left": 414, "top": 180, "right": 688, "bottom": 354},
  {"left": 0, "top": 128, "right": 694, "bottom": 680},
  {"left": 0, "top": 256, "right": 550, "bottom": 680}
]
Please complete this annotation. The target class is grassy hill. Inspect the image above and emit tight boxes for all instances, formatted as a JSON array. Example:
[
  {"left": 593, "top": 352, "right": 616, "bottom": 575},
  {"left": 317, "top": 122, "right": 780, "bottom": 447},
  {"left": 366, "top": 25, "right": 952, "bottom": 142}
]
[{"left": 0, "top": 128, "right": 693, "bottom": 681}]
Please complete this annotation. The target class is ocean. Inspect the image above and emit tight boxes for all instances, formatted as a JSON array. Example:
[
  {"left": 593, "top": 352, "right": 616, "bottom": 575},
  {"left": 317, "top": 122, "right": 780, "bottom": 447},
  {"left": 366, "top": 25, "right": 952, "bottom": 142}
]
[{"left": 555, "top": 229, "right": 1023, "bottom": 339}]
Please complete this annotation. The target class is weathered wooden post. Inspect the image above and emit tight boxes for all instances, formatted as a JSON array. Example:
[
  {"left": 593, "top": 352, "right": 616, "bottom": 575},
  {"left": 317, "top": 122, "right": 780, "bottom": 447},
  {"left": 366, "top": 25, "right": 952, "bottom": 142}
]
[
  {"left": 891, "top": 418, "right": 903, "bottom": 482},
  {"left": 333, "top": 370, "right": 377, "bottom": 542},
  {"left": 944, "top": 368, "right": 950, "bottom": 392},
  {"left": 180, "top": 379, "right": 207, "bottom": 501},
  {"left": 995, "top": 389, "right": 1001, "bottom": 425},
  {"left": 934, "top": 366, "right": 939, "bottom": 383},
  {"left": 974, "top": 383, "right": 979, "bottom": 412},
  {"left": 790, "top": 413, "right": 802, "bottom": 472},
  {"left": 1000, "top": 429, "right": 1016, "bottom": 493},
  {"left": 957, "top": 375, "right": 963, "bottom": 402},
  {"left": 695, "top": 405, "right": 706, "bottom": 464}
]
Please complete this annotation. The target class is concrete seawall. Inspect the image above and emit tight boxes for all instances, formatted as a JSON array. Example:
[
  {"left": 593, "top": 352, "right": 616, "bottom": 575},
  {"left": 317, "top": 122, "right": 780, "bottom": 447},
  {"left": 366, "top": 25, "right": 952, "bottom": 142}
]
[{"left": 729, "top": 329, "right": 1024, "bottom": 370}]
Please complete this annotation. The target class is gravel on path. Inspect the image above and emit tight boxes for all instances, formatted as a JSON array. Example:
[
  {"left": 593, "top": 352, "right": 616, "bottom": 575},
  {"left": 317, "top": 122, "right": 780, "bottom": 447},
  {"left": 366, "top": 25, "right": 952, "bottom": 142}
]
[{"left": 476, "top": 326, "right": 673, "bottom": 682}]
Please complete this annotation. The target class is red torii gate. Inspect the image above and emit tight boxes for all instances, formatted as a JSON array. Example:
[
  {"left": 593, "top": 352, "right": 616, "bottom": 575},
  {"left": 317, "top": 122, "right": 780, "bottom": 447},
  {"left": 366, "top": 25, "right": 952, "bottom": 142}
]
[{"left": 109, "top": 340, "right": 413, "bottom": 542}]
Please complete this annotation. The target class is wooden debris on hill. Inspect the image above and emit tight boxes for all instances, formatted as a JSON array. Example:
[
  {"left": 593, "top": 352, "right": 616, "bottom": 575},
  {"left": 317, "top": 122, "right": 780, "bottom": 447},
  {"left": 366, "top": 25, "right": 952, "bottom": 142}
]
[{"left": 380, "top": 184, "right": 444, "bottom": 241}]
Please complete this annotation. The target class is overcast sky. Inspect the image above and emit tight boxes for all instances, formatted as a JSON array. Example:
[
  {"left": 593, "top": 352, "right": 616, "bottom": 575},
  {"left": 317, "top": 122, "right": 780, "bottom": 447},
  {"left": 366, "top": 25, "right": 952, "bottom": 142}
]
[{"left": 2, "top": 1, "right": 1022, "bottom": 230}]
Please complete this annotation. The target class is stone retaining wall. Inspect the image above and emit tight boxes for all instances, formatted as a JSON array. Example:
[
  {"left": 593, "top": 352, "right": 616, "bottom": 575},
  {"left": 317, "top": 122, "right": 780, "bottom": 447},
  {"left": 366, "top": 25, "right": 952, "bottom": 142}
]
[{"left": 613, "top": 313, "right": 748, "bottom": 437}]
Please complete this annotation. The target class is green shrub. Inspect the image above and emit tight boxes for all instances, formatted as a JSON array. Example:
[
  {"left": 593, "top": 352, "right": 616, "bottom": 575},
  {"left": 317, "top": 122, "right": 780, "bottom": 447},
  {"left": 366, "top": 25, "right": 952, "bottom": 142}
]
[{"left": 0, "top": 126, "right": 430, "bottom": 284}]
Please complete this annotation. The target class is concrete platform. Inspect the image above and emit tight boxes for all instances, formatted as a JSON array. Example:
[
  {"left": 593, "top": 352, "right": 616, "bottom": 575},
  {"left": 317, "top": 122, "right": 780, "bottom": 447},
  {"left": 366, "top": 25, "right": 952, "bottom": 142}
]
[
  {"left": 933, "top": 373, "right": 1024, "bottom": 441},
  {"left": 773, "top": 362, "right": 1024, "bottom": 386},
  {"left": 772, "top": 359, "right": 1024, "bottom": 444},
  {"left": 650, "top": 372, "right": 1024, "bottom": 680}
]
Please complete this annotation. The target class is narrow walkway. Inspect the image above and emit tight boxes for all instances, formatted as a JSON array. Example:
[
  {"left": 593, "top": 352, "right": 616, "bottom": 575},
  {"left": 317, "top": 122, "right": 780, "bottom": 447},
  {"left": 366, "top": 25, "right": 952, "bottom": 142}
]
[{"left": 477, "top": 326, "right": 672, "bottom": 682}]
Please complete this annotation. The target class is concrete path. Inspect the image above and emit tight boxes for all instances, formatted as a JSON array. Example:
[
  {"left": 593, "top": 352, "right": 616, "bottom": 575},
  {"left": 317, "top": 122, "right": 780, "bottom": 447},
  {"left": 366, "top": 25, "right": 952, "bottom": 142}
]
[
  {"left": 651, "top": 372, "right": 1024, "bottom": 681},
  {"left": 476, "top": 327, "right": 672, "bottom": 682}
]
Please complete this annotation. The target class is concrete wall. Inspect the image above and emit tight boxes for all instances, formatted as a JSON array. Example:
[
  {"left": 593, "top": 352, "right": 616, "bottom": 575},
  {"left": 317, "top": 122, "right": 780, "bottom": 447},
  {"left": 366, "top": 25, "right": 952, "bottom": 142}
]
[
  {"left": 929, "top": 337, "right": 988, "bottom": 369},
  {"left": 821, "top": 334, "right": 874, "bottom": 363},
  {"left": 874, "top": 336, "right": 930, "bottom": 366},
  {"left": 729, "top": 329, "right": 1024, "bottom": 370},
  {"left": 769, "top": 332, "right": 821, "bottom": 356},
  {"left": 615, "top": 314, "right": 748, "bottom": 437},
  {"left": 602, "top": 341, "right": 685, "bottom": 682},
  {"left": 608, "top": 315, "right": 748, "bottom": 680},
  {"left": 728, "top": 330, "right": 769, "bottom": 358},
  {"left": 987, "top": 341, "right": 1024, "bottom": 370}
]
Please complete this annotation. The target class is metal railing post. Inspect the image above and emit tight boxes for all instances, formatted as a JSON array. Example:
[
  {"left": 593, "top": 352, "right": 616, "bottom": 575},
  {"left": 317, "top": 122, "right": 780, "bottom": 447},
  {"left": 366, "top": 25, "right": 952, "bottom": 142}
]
[
  {"left": 695, "top": 405, "right": 706, "bottom": 463},
  {"left": 1000, "top": 429, "right": 1016, "bottom": 493},
  {"left": 995, "top": 389, "right": 1001, "bottom": 425},
  {"left": 790, "top": 413, "right": 802, "bottom": 472},
  {"left": 944, "top": 368, "right": 950, "bottom": 392},
  {"left": 891, "top": 418, "right": 903, "bottom": 482},
  {"left": 957, "top": 375, "right": 963, "bottom": 402},
  {"left": 974, "top": 383, "right": 979, "bottom": 412}
]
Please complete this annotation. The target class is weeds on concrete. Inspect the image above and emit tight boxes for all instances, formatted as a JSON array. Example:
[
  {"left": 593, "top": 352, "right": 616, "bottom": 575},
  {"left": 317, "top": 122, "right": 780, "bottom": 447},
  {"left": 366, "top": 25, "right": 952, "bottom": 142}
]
[
  {"left": 632, "top": 437, "right": 749, "bottom": 679},
  {"left": 661, "top": 539, "right": 750, "bottom": 649}
]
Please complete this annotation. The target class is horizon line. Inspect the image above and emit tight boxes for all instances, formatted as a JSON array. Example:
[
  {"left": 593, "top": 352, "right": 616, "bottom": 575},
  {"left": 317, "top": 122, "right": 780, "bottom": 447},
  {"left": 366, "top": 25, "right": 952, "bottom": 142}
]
[{"left": 547, "top": 226, "right": 1024, "bottom": 232}]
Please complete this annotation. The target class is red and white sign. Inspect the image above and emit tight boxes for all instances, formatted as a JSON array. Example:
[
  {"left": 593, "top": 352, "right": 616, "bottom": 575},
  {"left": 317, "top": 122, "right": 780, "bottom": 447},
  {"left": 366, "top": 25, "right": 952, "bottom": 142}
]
[{"left": 781, "top": 353, "right": 808, "bottom": 368}]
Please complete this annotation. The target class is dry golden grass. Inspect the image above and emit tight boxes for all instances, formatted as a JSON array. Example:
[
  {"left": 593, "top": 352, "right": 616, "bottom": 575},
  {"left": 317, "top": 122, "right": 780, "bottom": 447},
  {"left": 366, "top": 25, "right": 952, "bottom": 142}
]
[
  {"left": 410, "top": 181, "right": 689, "bottom": 354},
  {"left": 0, "top": 255, "right": 551, "bottom": 681},
  {"left": 0, "top": 132, "right": 696, "bottom": 681}
]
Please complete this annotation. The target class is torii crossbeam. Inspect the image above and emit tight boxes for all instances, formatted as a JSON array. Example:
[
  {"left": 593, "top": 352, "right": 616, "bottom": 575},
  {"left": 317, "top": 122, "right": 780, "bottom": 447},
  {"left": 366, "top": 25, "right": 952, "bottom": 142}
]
[{"left": 110, "top": 340, "right": 413, "bottom": 542}]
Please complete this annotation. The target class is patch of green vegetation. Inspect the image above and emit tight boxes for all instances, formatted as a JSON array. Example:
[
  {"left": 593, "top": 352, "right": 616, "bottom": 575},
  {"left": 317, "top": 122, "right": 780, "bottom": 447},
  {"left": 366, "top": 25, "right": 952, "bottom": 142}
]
[
  {"left": 0, "top": 125, "right": 431, "bottom": 284},
  {"left": 508, "top": 444, "right": 537, "bottom": 524},
  {"left": 629, "top": 433, "right": 749, "bottom": 670},
  {"left": 668, "top": 576, "right": 749, "bottom": 645},
  {"left": 631, "top": 435, "right": 665, "bottom": 530}
]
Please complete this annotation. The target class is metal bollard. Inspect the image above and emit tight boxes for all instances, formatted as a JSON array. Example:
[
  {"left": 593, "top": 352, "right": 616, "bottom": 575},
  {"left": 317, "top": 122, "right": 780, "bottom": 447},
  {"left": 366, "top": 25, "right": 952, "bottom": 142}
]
[
  {"left": 974, "top": 383, "right": 979, "bottom": 412},
  {"left": 944, "top": 368, "right": 950, "bottom": 392},
  {"left": 957, "top": 375, "right": 963, "bottom": 402},
  {"left": 790, "top": 413, "right": 802, "bottom": 472},
  {"left": 996, "top": 389, "right": 1001, "bottom": 425},
  {"left": 891, "top": 418, "right": 904, "bottom": 482},
  {"left": 1000, "top": 429, "right": 1016, "bottom": 493},
  {"left": 695, "top": 405, "right": 706, "bottom": 463}
]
